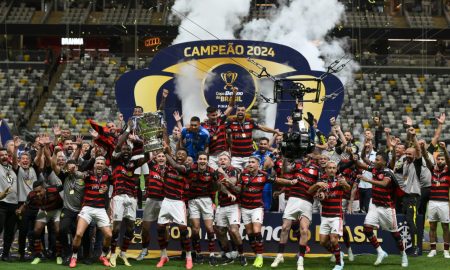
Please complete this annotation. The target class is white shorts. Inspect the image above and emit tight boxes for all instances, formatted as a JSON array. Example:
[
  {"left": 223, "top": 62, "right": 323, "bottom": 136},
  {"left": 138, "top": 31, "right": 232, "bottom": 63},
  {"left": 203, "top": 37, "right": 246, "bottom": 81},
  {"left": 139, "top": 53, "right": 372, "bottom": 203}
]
[
  {"left": 342, "top": 199, "right": 360, "bottom": 213},
  {"left": 319, "top": 216, "right": 343, "bottom": 236},
  {"left": 208, "top": 154, "right": 219, "bottom": 170},
  {"left": 215, "top": 204, "right": 240, "bottom": 227},
  {"left": 364, "top": 202, "right": 398, "bottom": 232},
  {"left": 241, "top": 207, "right": 264, "bottom": 225},
  {"left": 36, "top": 209, "right": 61, "bottom": 223},
  {"left": 427, "top": 200, "right": 450, "bottom": 223},
  {"left": 157, "top": 198, "right": 188, "bottom": 226},
  {"left": 231, "top": 156, "right": 249, "bottom": 171},
  {"left": 143, "top": 198, "right": 163, "bottom": 222},
  {"left": 78, "top": 206, "right": 110, "bottom": 228},
  {"left": 132, "top": 154, "right": 149, "bottom": 175},
  {"left": 278, "top": 193, "right": 287, "bottom": 213},
  {"left": 282, "top": 197, "right": 313, "bottom": 222},
  {"left": 319, "top": 217, "right": 344, "bottom": 236},
  {"left": 188, "top": 197, "right": 214, "bottom": 220},
  {"left": 111, "top": 194, "right": 137, "bottom": 221}
]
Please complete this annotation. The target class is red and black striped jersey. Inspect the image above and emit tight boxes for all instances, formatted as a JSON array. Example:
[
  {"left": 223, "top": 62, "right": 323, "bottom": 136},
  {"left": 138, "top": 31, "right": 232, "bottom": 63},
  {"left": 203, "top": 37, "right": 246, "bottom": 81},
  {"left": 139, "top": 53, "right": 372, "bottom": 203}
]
[
  {"left": 111, "top": 157, "right": 140, "bottom": 197},
  {"left": 238, "top": 169, "right": 274, "bottom": 209},
  {"left": 25, "top": 190, "right": 41, "bottom": 211},
  {"left": 290, "top": 161, "right": 320, "bottom": 203},
  {"left": 319, "top": 177, "right": 344, "bottom": 218},
  {"left": 82, "top": 171, "right": 111, "bottom": 208},
  {"left": 202, "top": 115, "right": 228, "bottom": 154},
  {"left": 274, "top": 158, "right": 295, "bottom": 199},
  {"left": 40, "top": 185, "right": 63, "bottom": 211},
  {"left": 430, "top": 166, "right": 450, "bottom": 202},
  {"left": 368, "top": 166, "right": 394, "bottom": 208},
  {"left": 163, "top": 164, "right": 189, "bottom": 201},
  {"left": 226, "top": 118, "right": 258, "bottom": 157},
  {"left": 338, "top": 161, "right": 360, "bottom": 200},
  {"left": 187, "top": 164, "right": 219, "bottom": 199},
  {"left": 218, "top": 166, "right": 240, "bottom": 207},
  {"left": 145, "top": 160, "right": 166, "bottom": 200},
  {"left": 89, "top": 119, "right": 116, "bottom": 166}
]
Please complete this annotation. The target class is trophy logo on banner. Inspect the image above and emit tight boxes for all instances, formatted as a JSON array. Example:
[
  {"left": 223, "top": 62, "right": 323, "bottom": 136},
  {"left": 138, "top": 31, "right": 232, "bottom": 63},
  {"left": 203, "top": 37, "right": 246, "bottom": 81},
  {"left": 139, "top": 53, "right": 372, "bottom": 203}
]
[
  {"left": 220, "top": 71, "right": 238, "bottom": 90},
  {"left": 134, "top": 111, "right": 164, "bottom": 153}
]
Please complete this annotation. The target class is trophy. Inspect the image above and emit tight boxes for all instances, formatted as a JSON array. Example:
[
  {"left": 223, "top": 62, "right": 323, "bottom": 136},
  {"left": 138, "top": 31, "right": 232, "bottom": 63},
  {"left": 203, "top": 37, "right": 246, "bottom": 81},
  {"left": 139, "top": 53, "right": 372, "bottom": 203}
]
[{"left": 134, "top": 111, "right": 164, "bottom": 153}]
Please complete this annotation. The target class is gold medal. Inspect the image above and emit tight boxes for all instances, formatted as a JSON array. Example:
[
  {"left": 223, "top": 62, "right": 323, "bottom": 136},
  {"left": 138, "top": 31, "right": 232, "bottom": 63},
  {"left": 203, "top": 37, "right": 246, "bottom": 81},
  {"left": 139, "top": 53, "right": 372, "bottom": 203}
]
[
  {"left": 127, "top": 172, "right": 133, "bottom": 177},
  {"left": 69, "top": 189, "right": 75, "bottom": 195},
  {"left": 242, "top": 133, "right": 246, "bottom": 138},
  {"left": 436, "top": 181, "right": 440, "bottom": 187},
  {"left": 25, "top": 179, "right": 32, "bottom": 186},
  {"left": 212, "top": 135, "right": 217, "bottom": 140}
]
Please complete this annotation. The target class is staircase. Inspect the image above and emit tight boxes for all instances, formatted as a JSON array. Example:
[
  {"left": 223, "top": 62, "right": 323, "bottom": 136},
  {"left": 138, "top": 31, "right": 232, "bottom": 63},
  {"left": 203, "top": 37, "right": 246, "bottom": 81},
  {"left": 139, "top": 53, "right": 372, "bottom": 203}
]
[{"left": 27, "top": 63, "right": 66, "bottom": 130}]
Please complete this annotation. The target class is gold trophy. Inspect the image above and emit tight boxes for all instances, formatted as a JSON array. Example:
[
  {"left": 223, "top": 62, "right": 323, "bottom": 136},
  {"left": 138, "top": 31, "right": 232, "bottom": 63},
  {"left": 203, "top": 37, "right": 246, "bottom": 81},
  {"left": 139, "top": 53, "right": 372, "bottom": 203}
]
[{"left": 221, "top": 71, "right": 238, "bottom": 90}]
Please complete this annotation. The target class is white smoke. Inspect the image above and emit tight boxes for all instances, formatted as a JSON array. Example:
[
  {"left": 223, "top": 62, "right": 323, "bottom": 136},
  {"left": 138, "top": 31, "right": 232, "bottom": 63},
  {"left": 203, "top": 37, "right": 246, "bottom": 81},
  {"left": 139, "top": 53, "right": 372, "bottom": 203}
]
[
  {"left": 256, "top": 79, "right": 277, "bottom": 137},
  {"left": 172, "top": 0, "right": 250, "bottom": 44},
  {"left": 240, "top": 0, "right": 358, "bottom": 129},
  {"left": 173, "top": 64, "right": 208, "bottom": 122},
  {"left": 171, "top": 0, "right": 251, "bottom": 123},
  {"left": 170, "top": 0, "right": 357, "bottom": 126},
  {"left": 240, "top": 0, "right": 358, "bottom": 84}
]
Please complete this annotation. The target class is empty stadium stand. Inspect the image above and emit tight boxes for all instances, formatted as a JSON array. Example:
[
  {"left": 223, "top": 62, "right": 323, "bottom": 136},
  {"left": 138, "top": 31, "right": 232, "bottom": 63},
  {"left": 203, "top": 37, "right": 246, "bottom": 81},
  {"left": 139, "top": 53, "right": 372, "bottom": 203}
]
[{"left": 34, "top": 57, "right": 126, "bottom": 135}]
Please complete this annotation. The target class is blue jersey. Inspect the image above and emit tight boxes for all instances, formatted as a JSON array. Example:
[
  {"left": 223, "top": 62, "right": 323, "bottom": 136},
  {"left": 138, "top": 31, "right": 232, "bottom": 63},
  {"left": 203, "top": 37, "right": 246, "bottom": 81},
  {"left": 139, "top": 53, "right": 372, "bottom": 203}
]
[{"left": 181, "top": 126, "right": 210, "bottom": 159}]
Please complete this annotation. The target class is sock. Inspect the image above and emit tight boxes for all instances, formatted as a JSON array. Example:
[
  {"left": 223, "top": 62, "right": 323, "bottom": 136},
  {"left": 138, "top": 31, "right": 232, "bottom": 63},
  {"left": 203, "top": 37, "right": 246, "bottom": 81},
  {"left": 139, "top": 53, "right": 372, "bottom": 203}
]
[
  {"left": 111, "top": 231, "right": 119, "bottom": 254},
  {"left": 333, "top": 243, "right": 341, "bottom": 265},
  {"left": 255, "top": 233, "right": 264, "bottom": 255},
  {"left": 161, "top": 249, "right": 167, "bottom": 257},
  {"left": 391, "top": 231, "right": 404, "bottom": 252},
  {"left": 256, "top": 254, "right": 263, "bottom": 258},
  {"left": 192, "top": 233, "right": 201, "bottom": 253},
  {"left": 298, "top": 245, "right": 306, "bottom": 258},
  {"left": 207, "top": 232, "right": 215, "bottom": 253},
  {"left": 186, "top": 251, "right": 192, "bottom": 259},
  {"left": 180, "top": 226, "right": 191, "bottom": 252},
  {"left": 248, "top": 233, "right": 256, "bottom": 253},
  {"left": 120, "top": 250, "right": 126, "bottom": 257},
  {"left": 237, "top": 244, "right": 244, "bottom": 254},
  {"left": 34, "top": 239, "right": 42, "bottom": 257},
  {"left": 444, "top": 243, "right": 449, "bottom": 251},
  {"left": 277, "top": 243, "right": 286, "bottom": 254},
  {"left": 142, "top": 247, "right": 148, "bottom": 254},
  {"left": 72, "top": 252, "right": 78, "bottom": 259},
  {"left": 102, "top": 246, "right": 110, "bottom": 257},
  {"left": 121, "top": 236, "right": 131, "bottom": 253},
  {"left": 430, "top": 242, "right": 436, "bottom": 250},
  {"left": 157, "top": 225, "right": 168, "bottom": 250},
  {"left": 363, "top": 226, "right": 380, "bottom": 249}
]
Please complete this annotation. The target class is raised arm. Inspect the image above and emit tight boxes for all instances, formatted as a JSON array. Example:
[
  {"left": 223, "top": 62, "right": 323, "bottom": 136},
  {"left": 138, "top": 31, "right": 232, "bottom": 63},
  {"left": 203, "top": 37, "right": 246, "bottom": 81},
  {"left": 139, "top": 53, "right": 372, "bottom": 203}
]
[
  {"left": 430, "top": 113, "right": 445, "bottom": 146},
  {"left": 223, "top": 87, "right": 238, "bottom": 116},
  {"left": 420, "top": 142, "right": 434, "bottom": 171},
  {"left": 12, "top": 136, "right": 21, "bottom": 170},
  {"left": 173, "top": 111, "right": 183, "bottom": 131},
  {"left": 72, "top": 135, "right": 83, "bottom": 161},
  {"left": 163, "top": 145, "right": 186, "bottom": 173},
  {"left": 114, "top": 119, "right": 132, "bottom": 154}
]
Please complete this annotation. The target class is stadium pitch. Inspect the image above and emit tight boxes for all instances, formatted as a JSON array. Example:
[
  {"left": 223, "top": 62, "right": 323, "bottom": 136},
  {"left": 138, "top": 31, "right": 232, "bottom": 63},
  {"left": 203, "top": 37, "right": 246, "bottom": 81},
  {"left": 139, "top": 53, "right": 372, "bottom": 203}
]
[{"left": 1, "top": 254, "right": 450, "bottom": 270}]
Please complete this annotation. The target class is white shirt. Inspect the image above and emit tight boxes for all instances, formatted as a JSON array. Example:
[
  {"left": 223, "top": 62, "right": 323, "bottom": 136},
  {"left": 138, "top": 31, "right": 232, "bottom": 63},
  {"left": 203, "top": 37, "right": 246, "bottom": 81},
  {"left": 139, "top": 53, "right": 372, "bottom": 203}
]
[{"left": 358, "top": 149, "right": 376, "bottom": 189}]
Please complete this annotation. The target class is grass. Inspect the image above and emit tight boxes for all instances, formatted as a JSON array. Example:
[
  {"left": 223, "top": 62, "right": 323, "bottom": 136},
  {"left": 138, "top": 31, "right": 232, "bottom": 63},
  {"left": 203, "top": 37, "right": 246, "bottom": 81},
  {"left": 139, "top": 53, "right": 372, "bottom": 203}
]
[{"left": 1, "top": 253, "right": 450, "bottom": 270}]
